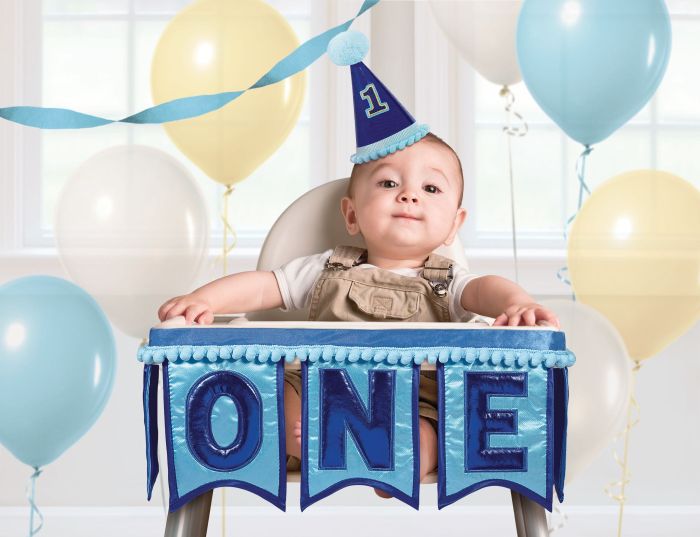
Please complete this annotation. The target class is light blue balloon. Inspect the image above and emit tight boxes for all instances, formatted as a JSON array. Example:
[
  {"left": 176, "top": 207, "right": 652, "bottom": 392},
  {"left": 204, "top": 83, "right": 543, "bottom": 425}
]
[
  {"left": 0, "top": 276, "right": 116, "bottom": 468},
  {"left": 517, "top": 0, "right": 671, "bottom": 145}
]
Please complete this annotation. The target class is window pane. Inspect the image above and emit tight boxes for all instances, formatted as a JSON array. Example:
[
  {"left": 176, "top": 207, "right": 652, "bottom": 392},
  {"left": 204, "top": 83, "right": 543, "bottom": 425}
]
[
  {"left": 474, "top": 127, "right": 563, "bottom": 233},
  {"left": 134, "top": 0, "right": 190, "bottom": 15},
  {"left": 43, "top": 20, "right": 128, "bottom": 116},
  {"left": 37, "top": 1, "right": 312, "bottom": 243},
  {"left": 657, "top": 20, "right": 700, "bottom": 123},
  {"left": 267, "top": 0, "right": 311, "bottom": 18},
  {"left": 134, "top": 20, "right": 169, "bottom": 111},
  {"left": 43, "top": 0, "right": 128, "bottom": 15},
  {"left": 667, "top": 1, "right": 700, "bottom": 15},
  {"left": 564, "top": 128, "right": 651, "bottom": 216},
  {"left": 657, "top": 128, "right": 700, "bottom": 190},
  {"left": 474, "top": 73, "right": 551, "bottom": 125}
]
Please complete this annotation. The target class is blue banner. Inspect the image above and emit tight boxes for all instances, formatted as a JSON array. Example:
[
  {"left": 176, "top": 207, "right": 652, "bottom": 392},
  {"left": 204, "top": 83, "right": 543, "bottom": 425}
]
[
  {"left": 300, "top": 361, "right": 420, "bottom": 510},
  {"left": 140, "top": 326, "right": 573, "bottom": 512},
  {"left": 162, "top": 358, "right": 286, "bottom": 511},
  {"left": 438, "top": 355, "right": 557, "bottom": 510}
]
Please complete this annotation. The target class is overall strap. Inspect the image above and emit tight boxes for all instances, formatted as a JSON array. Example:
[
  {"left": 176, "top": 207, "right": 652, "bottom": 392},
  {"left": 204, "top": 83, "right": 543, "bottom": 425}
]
[
  {"left": 422, "top": 253, "right": 454, "bottom": 297},
  {"left": 324, "top": 245, "right": 367, "bottom": 270}
]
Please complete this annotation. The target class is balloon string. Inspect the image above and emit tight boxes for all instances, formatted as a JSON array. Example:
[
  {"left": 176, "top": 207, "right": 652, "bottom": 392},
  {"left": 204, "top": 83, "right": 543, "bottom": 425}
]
[
  {"left": 219, "top": 185, "right": 237, "bottom": 535},
  {"left": 218, "top": 186, "right": 238, "bottom": 276},
  {"left": 547, "top": 502, "right": 569, "bottom": 533},
  {"left": 26, "top": 466, "right": 44, "bottom": 537},
  {"left": 557, "top": 145, "right": 594, "bottom": 298},
  {"left": 499, "top": 86, "right": 528, "bottom": 286},
  {"left": 603, "top": 361, "right": 642, "bottom": 537}
]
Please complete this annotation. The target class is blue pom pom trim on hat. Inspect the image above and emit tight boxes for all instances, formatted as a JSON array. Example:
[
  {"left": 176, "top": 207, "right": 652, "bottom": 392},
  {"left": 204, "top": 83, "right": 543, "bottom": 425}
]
[
  {"left": 327, "top": 30, "right": 369, "bottom": 66},
  {"left": 351, "top": 123, "right": 430, "bottom": 164}
]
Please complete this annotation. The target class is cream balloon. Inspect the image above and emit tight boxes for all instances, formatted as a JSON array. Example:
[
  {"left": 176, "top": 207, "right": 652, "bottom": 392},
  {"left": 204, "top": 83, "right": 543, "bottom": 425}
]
[
  {"left": 151, "top": 0, "right": 306, "bottom": 187},
  {"left": 541, "top": 299, "right": 631, "bottom": 484},
  {"left": 567, "top": 170, "right": 700, "bottom": 361},
  {"left": 55, "top": 146, "right": 209, "bottom": 339},
  {"left": 429, "top": 0, "right": 522, "bottom": 86}
]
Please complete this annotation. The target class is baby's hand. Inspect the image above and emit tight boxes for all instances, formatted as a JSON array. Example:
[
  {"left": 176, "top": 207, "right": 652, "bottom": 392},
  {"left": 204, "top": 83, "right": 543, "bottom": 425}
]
[
  {"left": 492, "top": 303, "right": 560, "bottom": 329},
  {"left": 158, "top": 294, "right": 215, "bottom": 325}
]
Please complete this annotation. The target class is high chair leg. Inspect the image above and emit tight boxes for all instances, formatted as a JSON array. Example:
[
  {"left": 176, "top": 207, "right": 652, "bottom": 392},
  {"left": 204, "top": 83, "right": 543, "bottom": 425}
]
[
  {"left": 164, "top": 490, "right": 213, "bottom": 537},
  {"left": 511, "top": 491, "right": 549, "bottom": 537}
]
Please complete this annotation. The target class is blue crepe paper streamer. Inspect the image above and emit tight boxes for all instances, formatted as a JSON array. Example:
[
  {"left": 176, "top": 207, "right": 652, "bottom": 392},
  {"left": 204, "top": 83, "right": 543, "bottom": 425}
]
[{"left": 0, "top": 0, "right": 380, "bottom": 130}]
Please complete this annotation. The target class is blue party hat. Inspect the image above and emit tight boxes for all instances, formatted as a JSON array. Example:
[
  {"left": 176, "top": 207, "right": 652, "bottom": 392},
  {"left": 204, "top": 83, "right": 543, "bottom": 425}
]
[{"left": 327, "top": 31, "right": 429, "bottom": 164}]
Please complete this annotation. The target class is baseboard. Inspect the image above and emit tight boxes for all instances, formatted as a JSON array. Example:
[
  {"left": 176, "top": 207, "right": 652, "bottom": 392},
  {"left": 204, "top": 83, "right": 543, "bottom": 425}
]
[{"left": 1, "top": 505, "right": 698, "bottom": 537}]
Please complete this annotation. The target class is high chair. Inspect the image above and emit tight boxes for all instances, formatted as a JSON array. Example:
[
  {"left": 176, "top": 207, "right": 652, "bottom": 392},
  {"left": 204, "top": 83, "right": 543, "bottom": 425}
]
[{"left": 155, "top": 178, "right": 555, "bottom": 537}]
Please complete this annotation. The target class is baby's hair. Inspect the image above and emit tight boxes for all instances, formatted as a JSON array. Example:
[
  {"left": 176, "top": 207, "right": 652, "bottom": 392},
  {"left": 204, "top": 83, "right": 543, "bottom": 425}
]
[{"left": 346, "top": 132, "right": 465, "bottom": 206}]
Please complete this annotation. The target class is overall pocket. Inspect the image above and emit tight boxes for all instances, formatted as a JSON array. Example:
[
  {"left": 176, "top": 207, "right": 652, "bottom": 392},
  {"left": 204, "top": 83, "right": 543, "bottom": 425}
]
[{"left": 347, "top": 281, "right": 421, "bottom": 320}]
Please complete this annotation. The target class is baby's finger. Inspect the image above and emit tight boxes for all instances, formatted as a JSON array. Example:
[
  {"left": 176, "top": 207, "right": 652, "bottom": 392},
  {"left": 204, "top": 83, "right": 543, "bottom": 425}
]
[
  {"left": 196, "top": 310, "right": 215, "bottom": 325},
  {"left": 158, "top": 300, "right": 176, "bottom": 321},
  {"left": 523, "top": 309, "right": 536, "bottom": 326},
  {"left": 184, "top": 304, "right": 208, "bottom": 324},
  {"left": 163, "top": 301, "right": 189, "bottom": 320},
  {"left": 492, "top": 313, "right": 508, "bottom": 326},
  {"left": 507, "top": 313, "right": 522, "bottom": 327},
  {"left": 536, "top": 308, "right": 561, "bottom": 329}
]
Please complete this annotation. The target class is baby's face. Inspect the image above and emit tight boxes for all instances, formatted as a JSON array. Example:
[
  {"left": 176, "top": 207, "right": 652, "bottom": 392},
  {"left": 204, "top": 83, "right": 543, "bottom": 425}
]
[{"left": 341, "top": 139, "right": 466, "bottom": 262}]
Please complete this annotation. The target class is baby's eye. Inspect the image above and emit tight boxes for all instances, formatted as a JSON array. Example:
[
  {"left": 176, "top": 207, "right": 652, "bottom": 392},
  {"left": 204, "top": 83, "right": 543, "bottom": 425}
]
[
  {"left": 379, "top": 179, "right": 398, "bottom": 188},
  {"left": 424, "top": 184, "right": 441, "bottom": 194}
]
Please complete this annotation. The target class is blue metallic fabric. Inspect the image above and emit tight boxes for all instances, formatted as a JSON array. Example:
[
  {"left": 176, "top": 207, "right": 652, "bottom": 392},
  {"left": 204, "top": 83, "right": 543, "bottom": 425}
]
[
  {"left": 438, "top": 360, "right": 554, "bottom": 511},
  {"left": 163, "top": 360, "right": 286, "bottom": 512},
  {"left": 319, "top": 368, "right": 396, "bottom": 470},
  {"left": 148, "top": 327, "right": 566, "bottom": 352},
  {"left": 186, "top": 371, "right": 263, "bottom": 472},
  {"left": 553, "top": 368, "right": 569, "bottom": 502},
  {"left": 350, "top": 62, "right": 415, "bottom": 147},
  {"left": 143, "top": 364, "right": 159, "bottom": 501},
  {"left": 301, "top": 362, "right": 419, "bottom": 510},
  {"left": 465, "top": 372, "right": 528, "bottom": 472}
]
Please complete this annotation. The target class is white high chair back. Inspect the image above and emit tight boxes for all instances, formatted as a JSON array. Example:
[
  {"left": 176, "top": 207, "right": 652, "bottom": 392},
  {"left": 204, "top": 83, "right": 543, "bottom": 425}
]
[{"left": 249, "top": 178, "right": 469, "bottom": 322}]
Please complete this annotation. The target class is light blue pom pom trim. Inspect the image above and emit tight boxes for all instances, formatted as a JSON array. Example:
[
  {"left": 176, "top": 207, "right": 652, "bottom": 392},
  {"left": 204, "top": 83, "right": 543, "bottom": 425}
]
[
  {"left": 138, "top": 344, "right": 575, "bottom": 369},
  {"left": 351, "top": 123, "right": 430, "bottom": 164}
]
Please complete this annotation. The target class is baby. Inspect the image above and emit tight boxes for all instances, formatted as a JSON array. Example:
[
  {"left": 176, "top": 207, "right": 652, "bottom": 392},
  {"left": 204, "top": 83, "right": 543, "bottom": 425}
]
[{"left": 158, "top": 132, "right": 560, "bottom": 496}]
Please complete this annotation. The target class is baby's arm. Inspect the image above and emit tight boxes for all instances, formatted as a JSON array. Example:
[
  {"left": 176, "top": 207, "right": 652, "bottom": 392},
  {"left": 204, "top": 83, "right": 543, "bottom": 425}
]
[
  {"left": 158, "top": 271, "right": 283, "bottom": 325},
  {"left": 460, "top": 275, "right": 560, "bottom": 328}
]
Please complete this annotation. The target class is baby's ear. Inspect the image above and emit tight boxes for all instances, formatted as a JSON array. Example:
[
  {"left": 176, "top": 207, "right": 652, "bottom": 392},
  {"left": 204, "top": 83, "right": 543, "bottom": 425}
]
[
  {"left": 340, "top": 196, "right": 360, "bottom": 235},
  {"left": 443, "top": 207, "right": 467, "bottom": 246}
]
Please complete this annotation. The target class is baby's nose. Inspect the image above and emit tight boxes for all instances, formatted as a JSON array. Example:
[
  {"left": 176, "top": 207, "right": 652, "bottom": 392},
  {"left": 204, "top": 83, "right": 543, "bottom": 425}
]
[{"left": 398, "top": 190, "right": 419, "bottom": 203}]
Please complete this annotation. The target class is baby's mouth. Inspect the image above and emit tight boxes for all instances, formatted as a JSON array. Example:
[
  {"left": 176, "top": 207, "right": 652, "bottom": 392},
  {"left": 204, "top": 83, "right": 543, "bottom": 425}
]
[{"left": 393, "top": 213, "right": 422, "bottom": 221}]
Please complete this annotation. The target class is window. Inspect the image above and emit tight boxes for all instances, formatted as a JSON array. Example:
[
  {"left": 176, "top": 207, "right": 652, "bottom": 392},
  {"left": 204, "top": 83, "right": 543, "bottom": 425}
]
[
  {"left": 416, "top": 0, "right": 700, "bottom": 252},
  {"left": 22, "top": 0, "right": 314, "bottom": 248},
  {"left": 4, "top": 0, "right": 698, "bottom": 257}
]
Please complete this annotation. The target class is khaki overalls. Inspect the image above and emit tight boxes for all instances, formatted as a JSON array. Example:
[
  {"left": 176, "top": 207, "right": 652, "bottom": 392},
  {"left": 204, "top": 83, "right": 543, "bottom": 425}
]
[{"left": 285, "top": 245, "right": 456, "bottom": 469}]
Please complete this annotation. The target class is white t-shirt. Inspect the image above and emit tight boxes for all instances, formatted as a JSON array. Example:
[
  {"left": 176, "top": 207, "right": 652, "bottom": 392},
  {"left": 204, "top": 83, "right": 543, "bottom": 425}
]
[{"left": 272, "top": 249, "right": 480, "bottom": 322}]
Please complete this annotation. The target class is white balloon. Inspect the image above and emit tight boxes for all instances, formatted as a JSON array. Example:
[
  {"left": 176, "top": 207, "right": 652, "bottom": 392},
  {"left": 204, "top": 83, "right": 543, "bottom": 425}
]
[
  {"left": 55, "top": 145, "right": 209, "bottom": 339},
  {"left": 429, "top": 0, "right": 522, "bottom": 87},
  {"left": 541, "top": 299, "right": 632, "bottom": 483}
]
